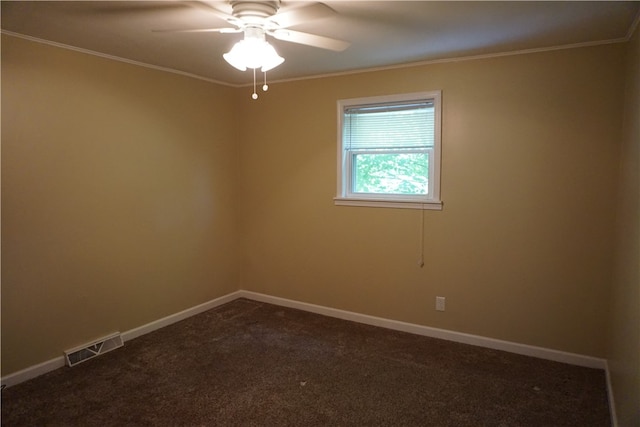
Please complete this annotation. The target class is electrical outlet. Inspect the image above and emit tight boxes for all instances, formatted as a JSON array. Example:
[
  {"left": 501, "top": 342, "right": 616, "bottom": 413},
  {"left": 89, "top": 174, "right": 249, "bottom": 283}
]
[{"left": 435, "top": 296, "right": 445, "bottom": 311}]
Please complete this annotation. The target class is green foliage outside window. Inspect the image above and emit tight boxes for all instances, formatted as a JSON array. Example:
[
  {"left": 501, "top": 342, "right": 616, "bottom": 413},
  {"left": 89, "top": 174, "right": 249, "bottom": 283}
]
[{"left": 353, "top": 152, "right": 428, "bottom": 195}]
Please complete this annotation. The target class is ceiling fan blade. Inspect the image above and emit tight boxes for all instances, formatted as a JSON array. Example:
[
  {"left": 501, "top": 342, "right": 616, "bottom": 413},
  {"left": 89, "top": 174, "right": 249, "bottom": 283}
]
[
  {"left": 153, "top": 27, "right": 241, "bottom": 34},
  {"left": 271, "top": 29, "right": 350, "bottom": 52},
  {"left": 76, "top": 2, "right": 190, "bottom": 15},
  {"left": 272, "top": 2, "right": 337, "bottom": 28},
  {"left": 78, "top": 1, "right": 213, "bottom": 15},
  {"left": 187, "top": 1, "right": 234, "bottom": 22}
]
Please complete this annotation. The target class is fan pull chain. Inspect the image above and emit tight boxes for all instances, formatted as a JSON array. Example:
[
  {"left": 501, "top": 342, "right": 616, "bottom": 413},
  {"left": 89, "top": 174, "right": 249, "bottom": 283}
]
[
  {"left": 252, "top": 68, "right": 258, "bottom": 100},
  {"left": 251, "top": 70, "right": 271, "bottom": 100}
]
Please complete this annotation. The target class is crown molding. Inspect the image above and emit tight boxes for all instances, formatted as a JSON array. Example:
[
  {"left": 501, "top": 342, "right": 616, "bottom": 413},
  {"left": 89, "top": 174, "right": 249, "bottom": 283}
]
[
  {"left": 1, "top": 30, "right": 238, "bottom": 87},
  {"left": 2, "top": 28, "right": 634, "bottom": 89}
]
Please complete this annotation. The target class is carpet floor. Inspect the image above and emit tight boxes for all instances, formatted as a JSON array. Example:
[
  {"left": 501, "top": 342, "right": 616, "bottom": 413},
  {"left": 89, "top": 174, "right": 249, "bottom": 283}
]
[{"left": 1, "top": 298, "right": 611, "bottom": 426}]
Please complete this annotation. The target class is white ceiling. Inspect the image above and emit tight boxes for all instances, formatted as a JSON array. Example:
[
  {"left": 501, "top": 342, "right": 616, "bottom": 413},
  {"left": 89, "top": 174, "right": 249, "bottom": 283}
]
[{"left": 2, "top": 1, "right": 639, "bottom": 86}]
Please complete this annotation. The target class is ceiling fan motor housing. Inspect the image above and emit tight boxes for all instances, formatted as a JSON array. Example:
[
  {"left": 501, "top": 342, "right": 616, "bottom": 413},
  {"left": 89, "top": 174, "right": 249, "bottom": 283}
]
[{"left": 231, "top": 1, "right": 280, "bottom": 23}]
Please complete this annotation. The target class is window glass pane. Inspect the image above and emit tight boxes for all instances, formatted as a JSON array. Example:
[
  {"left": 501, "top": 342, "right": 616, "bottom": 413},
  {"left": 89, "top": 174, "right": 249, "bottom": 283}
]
[{"left": 353, "top": 152, "right": 428, "bottom": 195}]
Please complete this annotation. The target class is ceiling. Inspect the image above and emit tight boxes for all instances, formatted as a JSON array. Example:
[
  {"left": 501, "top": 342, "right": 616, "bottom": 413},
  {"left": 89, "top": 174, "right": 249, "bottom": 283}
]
[{"left": 2, "top": 1, "right": 639, "bottom": 86}]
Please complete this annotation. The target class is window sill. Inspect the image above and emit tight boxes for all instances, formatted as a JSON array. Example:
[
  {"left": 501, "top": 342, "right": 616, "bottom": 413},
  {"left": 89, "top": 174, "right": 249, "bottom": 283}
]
[{"left": 334, "top": 197, "right": 443, "bottom": 210}]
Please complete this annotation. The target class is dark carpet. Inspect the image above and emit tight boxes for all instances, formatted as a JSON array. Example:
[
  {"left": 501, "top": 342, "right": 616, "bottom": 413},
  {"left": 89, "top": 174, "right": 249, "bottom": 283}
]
[{"left": 1, "top": 298, "right": 611, "bottom": 426}]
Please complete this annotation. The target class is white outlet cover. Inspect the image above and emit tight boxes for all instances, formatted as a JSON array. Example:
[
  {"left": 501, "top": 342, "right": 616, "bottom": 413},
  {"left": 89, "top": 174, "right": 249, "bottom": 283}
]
[{"left": 436, "top": 297, "right": 445, "bottom": 311}]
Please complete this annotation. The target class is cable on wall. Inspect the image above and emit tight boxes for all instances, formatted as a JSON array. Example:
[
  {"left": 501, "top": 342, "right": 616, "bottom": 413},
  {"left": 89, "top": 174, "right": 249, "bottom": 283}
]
[{"left": 418, "top": 205, "right": 425, "bottom": 268}]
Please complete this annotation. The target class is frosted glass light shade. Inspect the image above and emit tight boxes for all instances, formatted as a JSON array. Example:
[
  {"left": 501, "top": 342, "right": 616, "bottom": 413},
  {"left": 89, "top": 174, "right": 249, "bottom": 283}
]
[
  {"left": 223, "top": 38, "right": 284, "bottom": 72},
  {"left": 260, "top": 43, "right": 285, "bottom": 71}
]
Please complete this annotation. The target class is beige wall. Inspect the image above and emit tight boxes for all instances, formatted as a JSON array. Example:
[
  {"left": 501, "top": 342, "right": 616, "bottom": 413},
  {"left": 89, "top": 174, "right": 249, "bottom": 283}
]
[
  {"left": 608, "top": 24, "right": 640, "bottom": 427},
  {"left": 1, "top": 35, "right": 240, "bottom": 375},
  {"left": 238, "top": 44, "right": 626, "bottom": 358}
]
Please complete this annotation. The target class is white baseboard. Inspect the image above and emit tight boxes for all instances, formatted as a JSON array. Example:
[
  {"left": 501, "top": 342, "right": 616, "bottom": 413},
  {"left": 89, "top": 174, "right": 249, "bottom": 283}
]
[
  {"left": 0, "top": 356, "right": 67, "bottom": 388},
  {"left": 604, "top": 360, "right": 619, "bottom": 427},
  {"left": 2, "top": 289, "right": 608, "bottom": 390},
  {"left": 237, "top": 290, "right": 607, "bottom": 370},
  {"left": 1, "top": 291, "right": 242, "bottom": 388},
  {"left": 120, "top": 291, "right": 242, "bottom": 342}
]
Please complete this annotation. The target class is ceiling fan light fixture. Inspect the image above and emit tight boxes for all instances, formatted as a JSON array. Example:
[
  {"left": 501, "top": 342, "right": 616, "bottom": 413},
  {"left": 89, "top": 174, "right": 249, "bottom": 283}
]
[
  {"left": 260, "top": 43, "right": 284, "bottom": 72},
  {"left": 223, "top": 43, "right": 249, "bottom": 71},
  {"left": 223, "top": 27, "right": 284, "bottom": 72}
]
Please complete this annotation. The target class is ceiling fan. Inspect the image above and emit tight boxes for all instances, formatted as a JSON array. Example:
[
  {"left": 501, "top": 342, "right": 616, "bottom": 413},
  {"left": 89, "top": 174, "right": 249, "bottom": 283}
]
[
  {"left": 154, "top": 1, "right": 351, "bottom": 53},
  {"left": 153, "top": 1, "right": 349, "bottom": 98}
]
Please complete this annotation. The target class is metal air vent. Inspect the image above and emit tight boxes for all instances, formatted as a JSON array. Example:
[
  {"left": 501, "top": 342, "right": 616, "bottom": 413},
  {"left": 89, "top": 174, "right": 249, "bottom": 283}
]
[{"left": 64, "top": 332, "right": 123, "bottom": 367}]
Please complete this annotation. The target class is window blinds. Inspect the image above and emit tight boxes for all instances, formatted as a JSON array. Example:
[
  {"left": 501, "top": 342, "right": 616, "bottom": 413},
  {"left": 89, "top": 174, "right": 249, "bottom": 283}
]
[{"left": 343, "top": 100, "right": 435, "bottom": 150}]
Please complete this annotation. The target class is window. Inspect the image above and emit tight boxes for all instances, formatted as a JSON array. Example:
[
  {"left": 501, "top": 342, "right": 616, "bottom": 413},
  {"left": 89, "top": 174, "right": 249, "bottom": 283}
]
[{"left": 335, "top": 91, "right": 442, "bottom": 210}]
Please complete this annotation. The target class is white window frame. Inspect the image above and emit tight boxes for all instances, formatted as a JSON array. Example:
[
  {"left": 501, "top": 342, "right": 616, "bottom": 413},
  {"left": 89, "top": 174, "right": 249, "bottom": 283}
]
[{"left": 335, "top": 91, "right": 443, "bottom": 210}]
